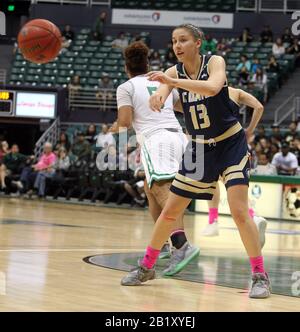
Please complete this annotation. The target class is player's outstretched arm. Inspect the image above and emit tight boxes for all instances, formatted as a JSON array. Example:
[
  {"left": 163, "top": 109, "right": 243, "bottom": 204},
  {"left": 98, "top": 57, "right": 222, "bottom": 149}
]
[
  {"left": 237, "top": 88, "right": 264, "bottom": 142},
  {"left": 148, "top": 66, "right": 177, "bottom": 112},
  {"left": 148, "top": 56, "right": 226, "bottom": 98}
]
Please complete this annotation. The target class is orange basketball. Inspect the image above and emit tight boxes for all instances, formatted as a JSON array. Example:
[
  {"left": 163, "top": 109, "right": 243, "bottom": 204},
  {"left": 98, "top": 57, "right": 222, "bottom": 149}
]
[{"left": 17, "top": 19, "right": 62, "bottom": 64}]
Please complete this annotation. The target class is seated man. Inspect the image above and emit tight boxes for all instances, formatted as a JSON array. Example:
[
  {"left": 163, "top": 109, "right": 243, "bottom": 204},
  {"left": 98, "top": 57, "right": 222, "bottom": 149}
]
[
  {"left": 71, "top": 132, "right": 91, "bottom": 162},
  {"left": 272, "top": 143, "right": 298, "bottom": 175},
  {"left": 0, "top": 144, "right": 33, "bottom": 191}
]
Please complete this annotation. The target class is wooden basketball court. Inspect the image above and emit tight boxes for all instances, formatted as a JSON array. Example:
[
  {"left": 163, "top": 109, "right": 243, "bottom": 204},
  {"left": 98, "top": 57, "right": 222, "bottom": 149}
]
[{"left": 0, "top": 197, "right": 299, "bottom": 312}]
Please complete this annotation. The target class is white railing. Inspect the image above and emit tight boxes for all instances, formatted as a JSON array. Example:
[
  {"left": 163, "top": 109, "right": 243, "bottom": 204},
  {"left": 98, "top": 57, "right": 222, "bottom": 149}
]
[
  {"left": 34, "top": 117, "right": 60, "bottom": 158},
  {"left": 237, "top": 0, "right": 300, "bottom": 12},
  {"left": 273, "top": 94, "right": 300, "bottom": 125},
  {"left": 68, "top": 87, "right": 117, "bottom": 110},
  {"left": 31, "top": 0, "right": 111, "bottom": 5},
  {"left": 90, "top": 0, "right": 111, "bottom": 5},
  {"left": 236, "top": 0, "right": 258, "bottom": 12}
]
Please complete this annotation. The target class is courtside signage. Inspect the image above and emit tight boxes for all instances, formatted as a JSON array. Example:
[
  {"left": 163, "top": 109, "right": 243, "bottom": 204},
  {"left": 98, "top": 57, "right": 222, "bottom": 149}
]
[{"left": 112, "top": 9, "right": 233, "bottom": 29}]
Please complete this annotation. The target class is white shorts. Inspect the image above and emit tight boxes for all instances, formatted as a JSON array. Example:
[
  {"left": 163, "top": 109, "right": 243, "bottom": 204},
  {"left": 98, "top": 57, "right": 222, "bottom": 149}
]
[{"left": 141, "top": 129, "right": 188, "bottom": 188}]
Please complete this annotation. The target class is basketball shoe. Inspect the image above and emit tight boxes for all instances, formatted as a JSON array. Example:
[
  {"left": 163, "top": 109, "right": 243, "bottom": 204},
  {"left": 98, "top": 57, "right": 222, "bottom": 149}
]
[
  {"left": 201, "top": 220, "right": 219, "bottom": 237},
  {"left": 253, "top": 216, "right": 267, "bottom": 249},
  {"left": 121, "top": 261, "right": 155, "bottom": 286},
  {"left": 163, "top": 242, "right": 200, "bottom": 276},
  {"left": 249, "top": 272, "right": 271, "bottom": 298},
  {"left": 159, "top": 243, "right": 171, "bottom": 259}
]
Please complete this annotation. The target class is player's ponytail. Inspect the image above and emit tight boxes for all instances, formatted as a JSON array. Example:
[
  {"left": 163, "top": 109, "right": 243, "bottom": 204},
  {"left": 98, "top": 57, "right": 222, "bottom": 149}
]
[{"left": 124, "top": 41, "right": 149, "bottom": 76}]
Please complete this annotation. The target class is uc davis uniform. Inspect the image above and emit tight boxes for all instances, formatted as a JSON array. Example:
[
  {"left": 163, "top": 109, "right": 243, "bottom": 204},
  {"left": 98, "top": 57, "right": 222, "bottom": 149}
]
[
  {"left": 170, "top": 55, "right": 251, "bottom": 200},
  {"left": 117, "top": 75, "right": 188, "bottom": 188}
]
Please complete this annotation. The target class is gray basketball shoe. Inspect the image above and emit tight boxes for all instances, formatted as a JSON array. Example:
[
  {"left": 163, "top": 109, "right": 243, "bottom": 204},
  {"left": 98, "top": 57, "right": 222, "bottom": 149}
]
[
  {"left": 121, "top": 262, "right": 155, "bottom": 286},
  {"left": 163, "top": 242, "right": 200, "bottom": 276},
  {"left": 249, "top": 272, "right": 271, "bottom": 298}
]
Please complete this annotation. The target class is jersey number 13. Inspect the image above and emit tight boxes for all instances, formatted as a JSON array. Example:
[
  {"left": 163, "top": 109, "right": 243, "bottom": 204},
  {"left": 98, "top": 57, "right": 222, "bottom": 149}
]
[{"left": 189, "top": 104, "right": 211, "bottom": 129}]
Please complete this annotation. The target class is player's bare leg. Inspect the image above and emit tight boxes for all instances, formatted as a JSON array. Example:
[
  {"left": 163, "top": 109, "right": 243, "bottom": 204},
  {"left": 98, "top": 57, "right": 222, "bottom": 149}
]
[
  {"left": 121, "top": 192, "right": 200, "bottom": 285},
  {"left": 227, "top": 185, "right": 271, "bottom": 298},
  {"left": 202, "top": 181, "right": 220, "bottom": 236}
]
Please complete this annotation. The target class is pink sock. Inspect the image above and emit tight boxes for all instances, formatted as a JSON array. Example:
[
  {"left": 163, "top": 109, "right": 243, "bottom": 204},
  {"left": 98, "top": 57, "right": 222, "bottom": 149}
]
[
  {"left": 248, "top": 208, "right": 255, "bottom": 219},
  {"left": 141, "top": 246, "right": 160, "bottom": 269},
  {"left": 208, "top": 208, "right": 218, "bottom": 224},
  {"left": 250, "top": 256, "right": 265, "bottom": 274}
]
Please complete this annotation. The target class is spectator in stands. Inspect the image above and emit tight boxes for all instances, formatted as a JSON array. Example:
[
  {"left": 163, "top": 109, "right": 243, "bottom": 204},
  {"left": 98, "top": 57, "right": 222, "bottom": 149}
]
[
  {"left": 285, "top": 121, "right": 298, "bottom": 143},
  {"left": 238, "top": 67, "right": 250, "bottom": 87},
  {"left": 267, "top": 55, "right": 282, "bottom": 86},
  {"left": 252, "top": 153, "right": 277, "bottom": 175},
  {"left": 96, "top": 124, "right": 115, "bottom": 149},
  {"left": 289, "top": 138, "right": 300, "bottom": 163},
  {"left": 103, "top": 144, "right": 119, "bottom": 170},
  {"left": 251, "top": 57, "right": 263, "bottom": 74},
  {"left": 272, "top": 142, "right": 298, "bottom": 175},
  {"left": 270, "top": 143, "right": 280, "bottom": 161},
  {"left": 239, "top": 27, "right": 253, "bottom": 43},
  {"left": 0, "top": 141, "right": 9, "bottom": 166},
  {"left": 123, "top": 167, "right": 146, "bottom": 207},
  {"left": 236, "top": 54, "right": 251, "bottom": 72},
  {"left": 286, "top": 38, "right": 300, "bottom": 67},
  {"left": 255, "top": 124, "right": 267, "bottom": 143},
  {"left": 68, "top": 75, "right": 82, "bottom": 102},
  {"left": 267, "top": 55, "right": 280, "bottom": 73},
  {"left": 85, "top": 124, "right": 98, "bottom": 144},
  {"left": 165, "top": 50, "right": 177, "bottom": 66},
  {"left": 201, "top": 34, "right": 217, "bottom": 54},
  {"left": 150, "top": 51, "right": 161, "bottom": 67},
  {"left": 20, "top": 142, "right": 56, "bottom": 194},
  {"left": 282, "top": 27, "right": 293, "bottom": 46},
  {"left": 96, "top": 73, "right": 114, "bottom": 111},
  {"left": 55, "top": 132, "right": 71, "bottom": 153},
  {"left": 272, "top": 38, "right": 285, "bottom": 58},
  {"left": 258, "top": 137, "right": 272, "bottom": 160},
  {"left": 34, "top": 147, "right": 70, "bottom": 199},
  {"left": 62, "top": 24, "right": 75, "bottom": 41},
  {"left": 251, "top": 68, "right": 268, "bottom": 103},
  {"left": 71, "top": 132, "right": 91, "bottom": 162},
  {"left": 92, "top": 11, "right": 107, "bottom": 41},
  {"left": 216, "top": 37, "right": 232, "bottom": 57},
  {"left": 112, "top": 32, "right": 129, "bottom": 49},
  {"left": 0, "top": 144, "right": 31, "bottom": 191},
  {"left": 60, "top": 36, "right": 71, "bottom": 54},
  {"left": 260, "top": 25, "right": 273, "bottom": 43},
  {"left": 270, "top": 124, "right": 282, "bottom": 141}
]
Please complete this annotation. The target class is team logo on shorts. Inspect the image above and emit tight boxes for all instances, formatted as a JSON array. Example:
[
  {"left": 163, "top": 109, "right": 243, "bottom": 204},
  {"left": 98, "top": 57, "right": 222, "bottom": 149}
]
[
  {"left": 152, "top": 12, "right": 160, "bottom": 22},
  {"left": 212, "top": 15, "right": 221, "bottom": 24},
  {"left": 251, "top": 185, "right": 262, "bottom": 199}
]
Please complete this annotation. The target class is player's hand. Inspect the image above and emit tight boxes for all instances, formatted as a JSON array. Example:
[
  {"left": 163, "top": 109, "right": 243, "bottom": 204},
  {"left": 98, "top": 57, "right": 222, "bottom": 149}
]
[
  {"left": 149, "top": 93, "right": 164, "bottom": 112},
  {"left": 147, "top": 71, "right": 176, "bottom": 86}
]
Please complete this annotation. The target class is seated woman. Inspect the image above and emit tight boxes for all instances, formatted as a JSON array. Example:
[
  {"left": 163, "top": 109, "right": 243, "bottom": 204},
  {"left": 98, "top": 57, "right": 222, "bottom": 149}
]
[
  {"left": 34, "top": 147, "right": 70, "bottom": 198},
  {"left": 251, "top": 68, "right": 268, "bottom": 103}
]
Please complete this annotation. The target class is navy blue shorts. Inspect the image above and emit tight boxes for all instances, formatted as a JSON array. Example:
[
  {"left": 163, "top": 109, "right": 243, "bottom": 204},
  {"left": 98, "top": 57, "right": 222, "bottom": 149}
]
[{"left": 170, "top": 130, "right": 250, "bottom": 200}]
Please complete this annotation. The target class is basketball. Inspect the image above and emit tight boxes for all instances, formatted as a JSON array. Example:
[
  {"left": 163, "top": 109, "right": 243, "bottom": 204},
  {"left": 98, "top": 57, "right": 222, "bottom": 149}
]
[{"left": 17, "top": 19, "right": 62, "bottom": 64}]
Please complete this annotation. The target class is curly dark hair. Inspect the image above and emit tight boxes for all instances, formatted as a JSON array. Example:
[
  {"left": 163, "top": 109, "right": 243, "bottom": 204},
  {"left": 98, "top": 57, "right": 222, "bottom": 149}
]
[{"left": 124, "top": 41, "right": 149, "bottom": 76}]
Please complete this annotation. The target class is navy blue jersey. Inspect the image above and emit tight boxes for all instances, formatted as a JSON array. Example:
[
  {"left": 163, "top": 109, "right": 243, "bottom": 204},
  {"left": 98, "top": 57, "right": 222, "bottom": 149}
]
[
  {"left": 176, "top": 55, "right": 239, "bottom": 139},
  {"left": 229, "top": 99, "right": 240, "bottom": 119}
]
